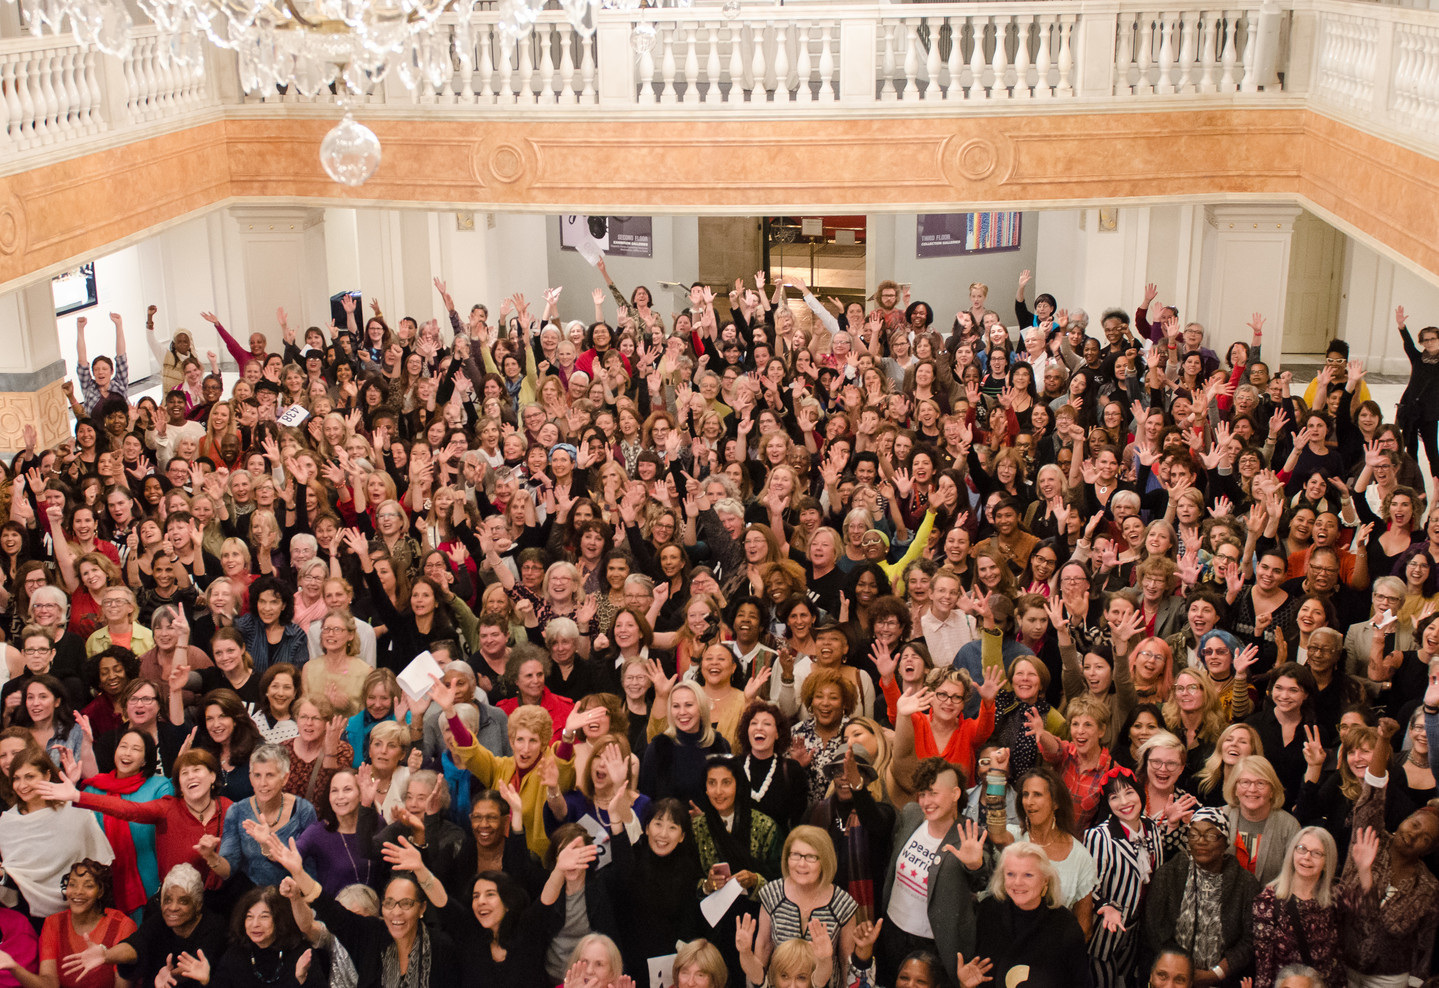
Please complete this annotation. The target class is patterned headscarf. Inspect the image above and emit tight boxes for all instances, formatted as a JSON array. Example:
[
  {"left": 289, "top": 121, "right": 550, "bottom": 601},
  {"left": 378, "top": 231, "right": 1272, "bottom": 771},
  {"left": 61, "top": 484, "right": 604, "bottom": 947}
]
[{"left": 1190, "top": 805, "right": 1231, "bottom": 842}]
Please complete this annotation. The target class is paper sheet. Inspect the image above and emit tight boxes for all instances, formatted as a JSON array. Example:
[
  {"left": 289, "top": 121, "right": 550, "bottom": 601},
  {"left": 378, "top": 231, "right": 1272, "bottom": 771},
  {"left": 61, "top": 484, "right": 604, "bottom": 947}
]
[
  {"left": 700, "top": 877, "right": 743, "bottom": 927},
  {"left": 277, "top": 404, "right": 311, "bottom": 428},
  {"left": 647, "top": 953, "right": 678, "bottom": 988},
  {"left": 396, "top": 650, "right": 444, "bottom": 703},
  {"left": 577, "top": 813, "right": 613, "bottom": 869}
]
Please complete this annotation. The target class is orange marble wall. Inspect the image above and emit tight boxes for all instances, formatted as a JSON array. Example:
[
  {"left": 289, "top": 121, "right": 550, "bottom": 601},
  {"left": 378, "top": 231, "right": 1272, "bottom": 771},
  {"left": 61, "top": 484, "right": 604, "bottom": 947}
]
[{"left": 0, "top": 107, "right": 1430, "bottom": 288}]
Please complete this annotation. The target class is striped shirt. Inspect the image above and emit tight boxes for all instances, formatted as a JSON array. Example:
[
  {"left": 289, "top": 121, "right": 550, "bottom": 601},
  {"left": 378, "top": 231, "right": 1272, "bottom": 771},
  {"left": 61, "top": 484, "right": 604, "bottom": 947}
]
[{"left": 759, "top": 880, "right": 859, "bottom": 988}]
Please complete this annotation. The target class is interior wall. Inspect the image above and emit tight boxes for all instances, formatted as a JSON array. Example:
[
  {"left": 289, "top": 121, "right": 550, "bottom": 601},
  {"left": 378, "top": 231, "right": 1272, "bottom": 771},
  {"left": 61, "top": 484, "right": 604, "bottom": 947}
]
[
  {"left": 1337, "top": 238, "right": 1439, "bottom": 374},
  {"left": 867, "top": 213, "right": 1041, "bottom": 333},
  {"left": 544, "top": 216, "right": 699, "bottom": 325},
  {"left": 53, "top": 246, "right": 151, "bottom": 385}
]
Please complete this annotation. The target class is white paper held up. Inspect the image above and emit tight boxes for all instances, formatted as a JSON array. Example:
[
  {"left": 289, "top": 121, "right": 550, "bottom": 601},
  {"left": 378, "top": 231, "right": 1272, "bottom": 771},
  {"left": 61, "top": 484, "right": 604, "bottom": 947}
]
[
  {"left": 277, "top": 404, "right": 311, "bottom": 428},
  {"left": 700, "top": 877, "right": 743, "bottom": 927},
  {"left": 396, "top": 651, "right": 445, "bottom": 703}
]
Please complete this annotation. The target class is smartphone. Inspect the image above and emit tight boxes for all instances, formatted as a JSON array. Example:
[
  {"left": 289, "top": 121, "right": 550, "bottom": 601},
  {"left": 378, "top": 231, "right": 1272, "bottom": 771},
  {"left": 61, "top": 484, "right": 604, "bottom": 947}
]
[{"left": 712, "top": 862, "right": 732, "bottom": 884}]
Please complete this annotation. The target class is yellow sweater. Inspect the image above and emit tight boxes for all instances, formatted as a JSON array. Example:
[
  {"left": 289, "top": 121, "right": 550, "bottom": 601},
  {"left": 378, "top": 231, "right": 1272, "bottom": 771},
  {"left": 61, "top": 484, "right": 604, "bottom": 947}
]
[{"left": 454, "top": 738, "right": 575, "bottom": 858}]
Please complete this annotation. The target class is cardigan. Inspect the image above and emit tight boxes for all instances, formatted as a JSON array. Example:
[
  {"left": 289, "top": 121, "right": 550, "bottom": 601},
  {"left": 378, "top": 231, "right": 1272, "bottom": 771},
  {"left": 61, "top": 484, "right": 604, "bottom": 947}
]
[{"left": 1223, "top": 805, "right": 1299, "bottom": 885}]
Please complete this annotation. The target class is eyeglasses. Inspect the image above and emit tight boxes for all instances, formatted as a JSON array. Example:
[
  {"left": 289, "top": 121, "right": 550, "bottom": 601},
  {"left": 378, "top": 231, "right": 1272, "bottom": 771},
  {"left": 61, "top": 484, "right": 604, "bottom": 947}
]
[
  {"left": 1188, "top": 828, "right": 1226, "bottom": 844},
  {"left": 1136, "top": 650, "right": 1164, "bottom": 661},
  {"left": 1293, "top": 844, "right": 1325, "bottom": 859},
  {"left": 1235, "top": 779, "right": 1270, "bottom": 790},
  {"left": 382, "top": 898, "right": 419, "bottom": 910},
  {"left": 1173, "top": 684, "right": 1203, "bottom": 694},
  {"left": 1060, "top": 576, "right": 1088, "bottom": 585},
  {"left": 21, "top": 647, "right": 51, "bottom": 656},
  {"left": 1148, "top": 759, "right": 1182, "bottom": 772},
  {"left": 934, "top": 691, "right": 965, "bottom": 704},
  {"left": 130, "top": 696, "right": 159, "bottom": 705},
  {"left": 787, "top": 852, "right": 820, "bottom": 864}
]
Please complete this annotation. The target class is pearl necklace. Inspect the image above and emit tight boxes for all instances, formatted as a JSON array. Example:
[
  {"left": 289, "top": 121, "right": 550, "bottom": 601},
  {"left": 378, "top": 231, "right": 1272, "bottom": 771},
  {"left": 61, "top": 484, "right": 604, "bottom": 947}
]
[{"left": 746, "top": 754, "right": 778, "bottom": 802}]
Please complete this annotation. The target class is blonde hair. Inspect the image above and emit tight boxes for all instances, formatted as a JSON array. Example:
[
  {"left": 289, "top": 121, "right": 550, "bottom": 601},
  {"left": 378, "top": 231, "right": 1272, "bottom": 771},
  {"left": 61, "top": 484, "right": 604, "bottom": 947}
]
[
  {"left": 1223, "top": 754, "right": 1287, "bottom": 811},
  {"left": 1162, "top": 668, "right": 1226, "bottom": 747},
  {"left": 672, "top": 940, "right": 726, "bottom": 988},
  {"left": 1194, "top": 724, "right": 1264, "bottom": 798},
  {"left": 987, "top": 842, "right": 1061, "bottom": 908},
  {"left": 663, "top": 682, "right": 716, "bottom": 748},
  {"left": 780, "top": 825, "right": 838, "bottom": 885}
]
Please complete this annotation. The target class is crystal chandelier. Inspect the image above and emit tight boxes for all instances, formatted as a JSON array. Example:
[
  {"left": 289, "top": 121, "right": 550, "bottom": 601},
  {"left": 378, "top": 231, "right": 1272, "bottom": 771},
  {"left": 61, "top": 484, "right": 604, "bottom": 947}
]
[{"left": 7, "top": 0, "right": 696, "bottom": 186}]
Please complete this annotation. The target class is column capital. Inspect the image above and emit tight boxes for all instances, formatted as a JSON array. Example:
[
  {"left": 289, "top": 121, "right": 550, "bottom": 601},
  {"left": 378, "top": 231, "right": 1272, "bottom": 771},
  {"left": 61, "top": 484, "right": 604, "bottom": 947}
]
[
  {"left": 1203, "top": 204, "right": 1304, "bottom": 234},
  {"left": 229, "top": 207, "right": 327, "bottom": 234}
]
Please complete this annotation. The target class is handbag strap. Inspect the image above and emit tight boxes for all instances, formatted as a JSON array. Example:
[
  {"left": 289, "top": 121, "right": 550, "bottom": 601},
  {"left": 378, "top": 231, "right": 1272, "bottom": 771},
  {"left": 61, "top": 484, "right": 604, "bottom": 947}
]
[{"left": 1284, "top": 896, "right": 1314, "bottom": 966}]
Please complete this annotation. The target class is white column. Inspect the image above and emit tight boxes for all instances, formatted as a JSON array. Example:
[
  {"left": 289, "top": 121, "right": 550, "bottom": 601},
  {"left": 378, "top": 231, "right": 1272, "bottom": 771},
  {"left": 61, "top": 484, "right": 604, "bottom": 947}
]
[
  {"left": 1198, "top": 204, "right": 1302, "bottom": 356},
  {"left": 0, "top": 279, "right": 72, "bottom": 450},
  {"left": 227, "top": 205, "right": 330, "bottom": 351}
]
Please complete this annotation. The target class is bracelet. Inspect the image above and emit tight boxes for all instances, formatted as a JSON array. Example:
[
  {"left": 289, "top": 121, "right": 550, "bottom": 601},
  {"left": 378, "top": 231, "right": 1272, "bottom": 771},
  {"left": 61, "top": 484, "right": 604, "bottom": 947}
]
[{"left": 1424, "top": 704, "right": 1439, "bottom": 716}]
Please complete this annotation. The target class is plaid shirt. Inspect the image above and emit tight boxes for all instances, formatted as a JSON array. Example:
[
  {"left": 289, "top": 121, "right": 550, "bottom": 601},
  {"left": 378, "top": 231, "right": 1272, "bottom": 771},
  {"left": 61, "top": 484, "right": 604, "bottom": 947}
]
[
  {"left": 76, "top": 353, "right": 129, "bottom": 418},
  {"left": 1046, "top": 739, "right": 1113, "bottom": 832}
]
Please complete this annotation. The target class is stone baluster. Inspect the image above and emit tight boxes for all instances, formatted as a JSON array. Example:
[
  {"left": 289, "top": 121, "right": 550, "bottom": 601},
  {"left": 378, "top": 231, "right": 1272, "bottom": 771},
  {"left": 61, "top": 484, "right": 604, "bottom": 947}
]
[
  {"left": 1057, "top": 15, "right": 1075, "bottom": 96},
  {"left": 1156, "top": 12, "right": 1177, "bottom": 94},
  {"left": 795, "top": 22, "right": 812, "bottom": 102},
  {"left": 989, "top": 15, "right": 1008, "bottom": 98},
  {"left": 773, "top": 21, "right": 791, "bottom": 101},
  {"left": 659, "top": 24, "right": 677, "bottom": 103},
  {"left": 1012, "top": 14, "right": 1032, "bottom": 98},
  {"left": 580, "top": 32, "right": 596, "bottom": 102},
  {"left": 682, "top": 22, "right": 699, "bottom": 104},
  {"left": 751, "top": 21, "right": 769, "bottom": 101},
  {"left": 703, "top": 22, "right": 720, "bottom": 102},
  {"left": 969, "top": 16, "right": 986, "bottom": 98},
  {"left": 944, "top": 17, "right": 961, "bottom": 98},
  {"left": 730, "top": 22, "right": 746, "bottom": 104},
  {"left": 1034, "top": 16, "right": 1052, "bottom": 98},
  {"left": 1219, "top": 10, "right": 1239, "bottom": 92},
  {"left": 818, "top": 22, "right": 835, "bottom": 102}
]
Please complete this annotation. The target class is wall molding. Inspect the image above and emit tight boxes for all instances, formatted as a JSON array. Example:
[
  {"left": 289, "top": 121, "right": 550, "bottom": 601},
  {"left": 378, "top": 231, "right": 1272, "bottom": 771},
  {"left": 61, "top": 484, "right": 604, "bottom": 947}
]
[{"left": 0, "top": 107, "right": 1432, "bottom": 295}]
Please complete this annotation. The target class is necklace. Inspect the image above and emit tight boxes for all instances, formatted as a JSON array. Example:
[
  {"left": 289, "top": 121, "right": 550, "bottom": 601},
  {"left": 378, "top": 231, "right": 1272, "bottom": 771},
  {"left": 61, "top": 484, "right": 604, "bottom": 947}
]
[
  {"left": 338, "top": 829, "right": 368, "bottom": 886},
  {"left": 746, "top": 754, "right": 778, "bottom": 802},
  {"left": 1409, "top": 749, "right": 1429, "bottom": 769}
]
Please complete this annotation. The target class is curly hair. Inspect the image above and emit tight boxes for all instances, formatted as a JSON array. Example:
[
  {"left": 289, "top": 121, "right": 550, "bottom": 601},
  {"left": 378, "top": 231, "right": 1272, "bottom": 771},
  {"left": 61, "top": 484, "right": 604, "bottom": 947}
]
[
  {"left": 799, "top": 667, "right": 859, "bottom": 719},
  {"left": 735, "top": 700, "right": 792, "bottom": 758}
]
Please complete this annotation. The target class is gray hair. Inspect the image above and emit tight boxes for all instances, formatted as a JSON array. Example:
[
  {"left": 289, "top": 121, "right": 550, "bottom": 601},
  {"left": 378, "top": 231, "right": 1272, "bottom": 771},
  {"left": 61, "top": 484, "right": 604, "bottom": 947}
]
[
  {"left": 291, "top": 534, "right": 319, "bottom": 558},
  {"left": 336, "top": 883, "right": 380, "bottom": 916},
  {"left": 250, "top": 743, "right": 292, "bottom": 775},
  {"left": 152, "top": 605, "right": 182, "bottom": 628},
  {"left": 713, "top": 498, "right": 745, "bottom": 519},
  {"left": 545, "top": 617, "right": 581, "bottom": 642},
  {"left": 29, "top": 585, "right": 69, "bottom": 617},
  {"left": 1069, "top": 308, "right": 1089, "bottom": 328},
  {"left": 1274, "top": 965, "right": 1322, "bottom": 988},
  {"left": 161, "top": 863, "right": 204, "bottom": 902},
  {"left": 443, "top": 660, "right": 477, "bottom": 686},
  {"left": 624, "top": 573, "right": 655, "bottom": 594},
  {"left": 407, "top": 769, "right": 451, "bottom": 811},
  {"left": 1374, "top": 576, "right": 1406, "bottom": 600}
]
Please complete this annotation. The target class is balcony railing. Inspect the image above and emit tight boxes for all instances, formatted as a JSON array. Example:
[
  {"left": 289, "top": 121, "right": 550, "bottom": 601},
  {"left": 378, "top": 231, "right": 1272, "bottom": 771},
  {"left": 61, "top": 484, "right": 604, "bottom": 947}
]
[{"left": 0, "top": 0, "right": 1436, "bottom": 163}]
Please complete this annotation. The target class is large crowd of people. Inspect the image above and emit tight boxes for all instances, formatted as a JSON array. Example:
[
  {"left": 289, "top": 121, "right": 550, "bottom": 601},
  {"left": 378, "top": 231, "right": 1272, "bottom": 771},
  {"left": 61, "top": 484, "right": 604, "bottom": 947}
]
[{"left": 0, "top": 259, "right": 1433, "bottom": 988}]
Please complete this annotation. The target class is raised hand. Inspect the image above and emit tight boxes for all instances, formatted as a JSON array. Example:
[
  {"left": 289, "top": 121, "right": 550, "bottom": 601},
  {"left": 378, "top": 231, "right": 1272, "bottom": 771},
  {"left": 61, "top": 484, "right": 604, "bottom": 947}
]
[
  {"left": 955, "top": 953, "right": 995, "bottom": 988},
  {"left": 945, "top": 818, "right": 988, "bottom": 871},
  {"left": 1302, "top": 724, "right": 1326, "bottom": 768}
]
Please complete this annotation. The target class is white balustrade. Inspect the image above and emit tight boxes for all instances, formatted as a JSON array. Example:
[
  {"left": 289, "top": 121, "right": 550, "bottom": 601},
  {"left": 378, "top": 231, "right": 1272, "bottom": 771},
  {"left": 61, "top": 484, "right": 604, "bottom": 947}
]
[
  {"left": 1113, "top": 7, "right": 1253, "bottom": 95},
  {"left": 0, "top": 37, "right": 108, "bottom": 151},
  {"left": 20, "top": 0, "right": 1439, "bottom": 172}
]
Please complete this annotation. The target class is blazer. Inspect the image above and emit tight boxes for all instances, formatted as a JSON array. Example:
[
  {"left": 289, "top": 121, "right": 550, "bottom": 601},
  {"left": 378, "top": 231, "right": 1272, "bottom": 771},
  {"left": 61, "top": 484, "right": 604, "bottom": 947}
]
[
  {"left": 1223, "top": 805, "right": 1299, "bottom": 885},
  {"left": 882, "top": 802, "right": 984, "bottom": 984},
  {"left": 1146, "top": 851, "right": 1261, "bottom": 979}
]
